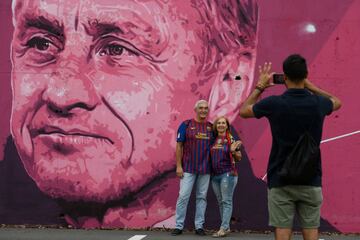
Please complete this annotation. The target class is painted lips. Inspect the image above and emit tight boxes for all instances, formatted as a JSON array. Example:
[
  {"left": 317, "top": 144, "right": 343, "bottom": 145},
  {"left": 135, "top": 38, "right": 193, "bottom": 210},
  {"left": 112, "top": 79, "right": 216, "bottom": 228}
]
[{"left": 30, "top": 125, "right": 114, "bottom": 146}]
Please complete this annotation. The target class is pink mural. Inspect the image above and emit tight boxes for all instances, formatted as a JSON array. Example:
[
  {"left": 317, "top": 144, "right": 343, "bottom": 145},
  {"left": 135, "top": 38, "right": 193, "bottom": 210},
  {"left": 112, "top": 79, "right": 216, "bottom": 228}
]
[{"left": 0, "top": 0, "right": 359, "bottom": 233}]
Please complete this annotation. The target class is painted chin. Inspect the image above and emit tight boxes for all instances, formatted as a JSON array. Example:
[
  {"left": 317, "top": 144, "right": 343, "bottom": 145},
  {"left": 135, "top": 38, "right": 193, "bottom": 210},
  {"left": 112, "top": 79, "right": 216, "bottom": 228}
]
[
  {"left": 36, "top": 177, "right": 123, "bottom": 202},
  {"left": 29, "top": 156, "right": 125, "bottom": 202},
  {"left": 20, "top": 133, "right": 134, "bottom": 201}
]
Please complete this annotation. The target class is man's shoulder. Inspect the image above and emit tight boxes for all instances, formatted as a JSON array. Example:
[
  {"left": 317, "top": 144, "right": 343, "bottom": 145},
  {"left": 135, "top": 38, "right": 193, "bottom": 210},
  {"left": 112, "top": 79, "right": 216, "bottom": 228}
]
[
  {"left": 178, "top": 119, "right": 192, "bottom": 128},
  {"left": 183, "top": 119, "right": 194, "bottom": 125},
  {"left": 256, "top": 94, "right": 283, "bottom": 106},
  {"left": 181, "top": 119, "right": 212, "bottom": 126},
  {"left": 315, "top": 94, "right": 332, "bottom": 104},
  {"left": 263, "top": 94, "right": 283, "bottom": 102},
  {"left": 291, "top": 93, "right": 332, "bottom": 112}
]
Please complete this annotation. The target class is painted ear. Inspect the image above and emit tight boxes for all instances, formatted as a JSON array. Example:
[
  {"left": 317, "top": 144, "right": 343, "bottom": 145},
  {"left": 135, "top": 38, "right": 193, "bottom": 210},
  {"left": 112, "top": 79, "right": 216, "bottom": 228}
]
[{"left": 208, "top": 51, "right": 257, "bottom": 123}]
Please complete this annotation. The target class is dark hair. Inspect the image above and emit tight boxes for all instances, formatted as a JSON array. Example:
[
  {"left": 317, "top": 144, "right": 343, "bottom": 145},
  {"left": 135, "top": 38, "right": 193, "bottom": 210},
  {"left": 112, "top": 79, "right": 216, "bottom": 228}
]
[{"left": 282, "top": 54, "right": 308, "bottom": 83}]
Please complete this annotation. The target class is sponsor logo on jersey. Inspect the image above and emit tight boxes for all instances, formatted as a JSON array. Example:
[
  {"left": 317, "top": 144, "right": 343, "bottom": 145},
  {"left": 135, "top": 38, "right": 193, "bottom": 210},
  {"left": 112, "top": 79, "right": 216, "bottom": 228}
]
[{"left": 195, "top": 132, "right": 210, "bottom": 140}]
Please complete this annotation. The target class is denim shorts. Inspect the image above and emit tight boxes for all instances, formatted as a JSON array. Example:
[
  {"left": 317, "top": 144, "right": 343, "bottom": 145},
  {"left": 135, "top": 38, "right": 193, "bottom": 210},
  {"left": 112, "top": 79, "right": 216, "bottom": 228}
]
[{"left": 268, "top": 185, "right": 323, "bottom": 228}]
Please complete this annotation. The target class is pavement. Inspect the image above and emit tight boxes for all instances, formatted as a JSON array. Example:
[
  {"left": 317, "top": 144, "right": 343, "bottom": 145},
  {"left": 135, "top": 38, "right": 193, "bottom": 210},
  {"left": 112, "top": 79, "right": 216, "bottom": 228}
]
[{"left": 0, "top": 227, "right": 358, "bottom": 240}]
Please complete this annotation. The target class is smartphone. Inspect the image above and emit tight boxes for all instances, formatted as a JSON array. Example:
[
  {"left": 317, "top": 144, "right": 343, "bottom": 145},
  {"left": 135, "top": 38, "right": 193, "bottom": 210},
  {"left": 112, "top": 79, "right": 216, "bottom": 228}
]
[{"left": 273, "top": 73, "right": 285, "bottom": 84}]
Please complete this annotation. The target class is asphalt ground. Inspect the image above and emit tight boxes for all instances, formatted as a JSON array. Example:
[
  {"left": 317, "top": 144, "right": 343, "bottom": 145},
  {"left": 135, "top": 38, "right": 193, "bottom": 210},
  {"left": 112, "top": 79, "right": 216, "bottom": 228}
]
[{"left": 0, "top": 227, "right": 358, "bottom": 240}]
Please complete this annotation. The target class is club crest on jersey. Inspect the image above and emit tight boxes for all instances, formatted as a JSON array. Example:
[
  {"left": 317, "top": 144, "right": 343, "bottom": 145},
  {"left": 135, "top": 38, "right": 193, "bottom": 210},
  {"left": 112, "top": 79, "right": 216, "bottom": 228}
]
[
  {"left": 213, "top": 139, "right": 224, "bottom": 149},
  {"left": 213, "top": 138, "right": 224, "bottom": 149}
]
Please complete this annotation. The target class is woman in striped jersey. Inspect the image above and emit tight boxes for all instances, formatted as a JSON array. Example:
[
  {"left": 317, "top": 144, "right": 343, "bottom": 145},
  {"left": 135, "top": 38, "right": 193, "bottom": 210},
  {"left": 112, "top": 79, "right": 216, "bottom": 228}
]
[{"left": 210, "top": 116, "right": 242, "bottom": 237}]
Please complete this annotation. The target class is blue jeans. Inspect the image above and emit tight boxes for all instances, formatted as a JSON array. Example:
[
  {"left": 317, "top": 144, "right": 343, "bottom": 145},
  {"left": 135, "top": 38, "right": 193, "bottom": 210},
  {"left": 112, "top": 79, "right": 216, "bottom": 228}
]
[
  {"left": 211, "top": 172, "right": 238, "bottom": 230},
  {"left": 175, "top": 172, "right": 210, "bottom": 230}
]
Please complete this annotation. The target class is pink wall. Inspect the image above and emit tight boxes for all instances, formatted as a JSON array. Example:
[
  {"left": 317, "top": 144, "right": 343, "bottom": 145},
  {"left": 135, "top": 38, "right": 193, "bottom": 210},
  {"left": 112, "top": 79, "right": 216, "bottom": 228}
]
[{"left": 1, "top": 0, "right": 359, "bottom": 233}]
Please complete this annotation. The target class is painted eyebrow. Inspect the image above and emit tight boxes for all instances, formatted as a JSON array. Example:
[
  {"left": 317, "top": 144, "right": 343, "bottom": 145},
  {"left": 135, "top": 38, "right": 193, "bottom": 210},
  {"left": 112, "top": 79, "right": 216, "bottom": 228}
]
[
  {"left": 84, "top": 20, "right": 124, "bottom": 40},
  {"left": 20, "top": 15, "right": 167, "bottom": 63},
  {"left": 85, "top": 19, "right": 166, "bottom": 63},
  {"left": 24, "top": 15, "right": 64, "bottom": 38}
]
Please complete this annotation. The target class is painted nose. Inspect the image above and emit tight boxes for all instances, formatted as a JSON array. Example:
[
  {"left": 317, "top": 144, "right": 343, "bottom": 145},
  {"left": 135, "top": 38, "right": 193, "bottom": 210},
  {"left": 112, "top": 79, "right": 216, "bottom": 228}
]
[{"left": 42, "top": 69, "right": 99, "bottom": 117}]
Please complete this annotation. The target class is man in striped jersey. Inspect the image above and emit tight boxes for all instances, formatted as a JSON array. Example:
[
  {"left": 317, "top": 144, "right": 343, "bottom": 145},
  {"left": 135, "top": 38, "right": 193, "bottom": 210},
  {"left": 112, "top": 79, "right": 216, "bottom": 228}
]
[{"left": 171, "top": 100, "right": 213, "bottom": 236}]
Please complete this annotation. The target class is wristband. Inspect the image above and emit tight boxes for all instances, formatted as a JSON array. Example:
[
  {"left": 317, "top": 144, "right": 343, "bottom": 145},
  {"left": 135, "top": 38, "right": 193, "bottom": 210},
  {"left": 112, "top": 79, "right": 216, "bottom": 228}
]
[{"left": 255, "top": 85, "right": 265, "bottom": 93}]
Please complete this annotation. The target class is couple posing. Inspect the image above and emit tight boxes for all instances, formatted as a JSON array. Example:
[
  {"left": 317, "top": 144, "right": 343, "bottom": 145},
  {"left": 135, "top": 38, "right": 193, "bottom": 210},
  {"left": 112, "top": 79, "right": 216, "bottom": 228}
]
[
  {"left": 172, "top": 99, "right": 242, "bottom": 238},
  {"left": 171, "top": 54, "right": 341, "bottom": 240}
]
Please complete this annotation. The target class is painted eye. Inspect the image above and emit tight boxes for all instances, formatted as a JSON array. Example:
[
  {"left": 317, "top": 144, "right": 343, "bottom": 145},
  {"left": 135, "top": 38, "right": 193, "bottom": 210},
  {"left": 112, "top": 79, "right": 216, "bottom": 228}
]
[
  {"left": 26, "top": 37, "right": 53, "bottom": 51},
  {"left": 99, "top": 44, "right": 124, "bottom": 56},
  {"left": 22, "top": 35, "right": 62, "bottom": 65}
]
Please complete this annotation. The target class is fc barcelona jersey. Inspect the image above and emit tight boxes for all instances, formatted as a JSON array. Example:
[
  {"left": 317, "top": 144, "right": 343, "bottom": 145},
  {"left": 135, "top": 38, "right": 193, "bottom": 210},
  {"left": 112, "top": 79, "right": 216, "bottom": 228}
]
[
  {"left": 210, "top": 135, "right": 235, "bottom": 175},
  {"left": 177, "top": 119, "right": 212, "bottom": 174}
]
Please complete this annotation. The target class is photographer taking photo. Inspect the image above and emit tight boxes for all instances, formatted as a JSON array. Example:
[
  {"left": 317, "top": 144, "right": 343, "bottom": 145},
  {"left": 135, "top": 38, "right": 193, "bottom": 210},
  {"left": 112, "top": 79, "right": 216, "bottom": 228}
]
[{"left": 239, "top": 54, "right": 341, "bottom": 240}]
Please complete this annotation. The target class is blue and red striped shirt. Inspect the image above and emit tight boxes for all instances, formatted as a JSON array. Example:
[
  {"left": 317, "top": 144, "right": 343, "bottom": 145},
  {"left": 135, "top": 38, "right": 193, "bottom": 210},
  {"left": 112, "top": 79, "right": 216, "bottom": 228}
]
[
  {"left": 177, "top": 119, "right": 212, "bottom": 174},
  {"left": 210, "top": 135, "right": 236, "bottom": 175}
]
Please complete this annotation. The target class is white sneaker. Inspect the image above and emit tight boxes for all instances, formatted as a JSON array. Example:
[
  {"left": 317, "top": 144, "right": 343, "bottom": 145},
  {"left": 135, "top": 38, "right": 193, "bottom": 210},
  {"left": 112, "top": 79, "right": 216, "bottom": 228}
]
[{"left": 212, "top": 229, "right": 227, "bottom": 238}]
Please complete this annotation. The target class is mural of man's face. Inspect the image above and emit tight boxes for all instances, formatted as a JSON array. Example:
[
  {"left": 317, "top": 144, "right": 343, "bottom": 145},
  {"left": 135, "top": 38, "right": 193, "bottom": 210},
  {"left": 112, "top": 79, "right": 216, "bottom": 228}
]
[{"left": 10, "top": 0, "right": 256, "bottom": 203}]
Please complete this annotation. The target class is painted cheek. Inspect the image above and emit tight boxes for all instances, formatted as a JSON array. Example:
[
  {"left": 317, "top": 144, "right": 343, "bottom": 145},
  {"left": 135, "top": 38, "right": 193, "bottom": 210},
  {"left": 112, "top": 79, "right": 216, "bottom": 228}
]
[
  {"left": 13, "top": 70, "right": 47, "bottom": 107},
  {"left": 105, "top": 82, "right": 154, "bottom": 121},
  {"left": 10, "top": 73, "right": 40, "bottom": 164},
  {"left": 90, "top": 63, "right": 176, "bottom": 167},
  {"left": 156, "top": 24, "right": 201, "bottom": 83},
  {"left": 12, "top": 71, "right": 47, "bottom": 125},
  {"left": 237, "top": 61, "right": 255, "bottom": 101},
  {"left": 96, "top": 67, "right": 171, "bottom": 121}
]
